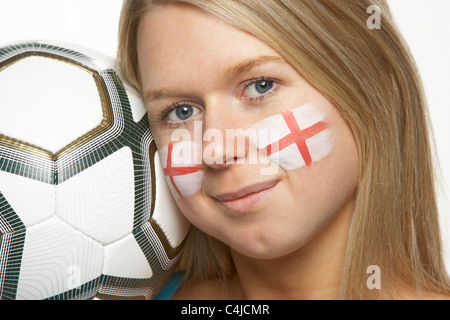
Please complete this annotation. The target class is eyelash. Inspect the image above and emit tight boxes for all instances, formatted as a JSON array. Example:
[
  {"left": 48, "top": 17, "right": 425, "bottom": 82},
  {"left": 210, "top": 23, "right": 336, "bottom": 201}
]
[
  {"left": 158, "top": 100, "right": 198, "bottom": 129},
  {"left": 241, "top": 77, "right": 280, "bottom": 103},
  {"left": 158, "top": 77, "right": 281, "bottom": 128}
]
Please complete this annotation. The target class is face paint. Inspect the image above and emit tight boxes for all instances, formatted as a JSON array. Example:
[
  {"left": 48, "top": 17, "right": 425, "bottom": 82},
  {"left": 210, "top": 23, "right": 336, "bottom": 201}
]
[
  {"left": 159, "top": 141, "right": 204, "bottom": 198},
  {"left": 251, "top": 103, "right": 333, "bottom": 171},
  {"left": 160, "top": 103, "right": 331, "bottom": 197}
]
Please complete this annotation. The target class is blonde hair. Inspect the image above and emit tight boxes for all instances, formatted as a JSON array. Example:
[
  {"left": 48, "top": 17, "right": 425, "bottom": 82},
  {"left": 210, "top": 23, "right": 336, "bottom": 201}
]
[{"left": 118, "top": 0, "right": 450, "bottom": 299}]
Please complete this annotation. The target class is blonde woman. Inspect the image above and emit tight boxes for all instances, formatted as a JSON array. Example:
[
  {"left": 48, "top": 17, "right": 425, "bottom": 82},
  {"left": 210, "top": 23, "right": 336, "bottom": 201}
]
[{"left": 117, "top": 0, "right": 450, "bottom": 299}]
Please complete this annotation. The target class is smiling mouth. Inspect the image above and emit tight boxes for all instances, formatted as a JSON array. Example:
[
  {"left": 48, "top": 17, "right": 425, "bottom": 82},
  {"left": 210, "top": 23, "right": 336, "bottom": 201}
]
[{"left": 213, "top": 179, "right": 280, "bottom": 214}]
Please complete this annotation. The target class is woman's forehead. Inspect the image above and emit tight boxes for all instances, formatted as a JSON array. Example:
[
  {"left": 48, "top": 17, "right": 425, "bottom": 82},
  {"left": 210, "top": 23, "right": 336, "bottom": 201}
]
[{"left": 136, "top": 4, "right": 281, "bottom": 80}]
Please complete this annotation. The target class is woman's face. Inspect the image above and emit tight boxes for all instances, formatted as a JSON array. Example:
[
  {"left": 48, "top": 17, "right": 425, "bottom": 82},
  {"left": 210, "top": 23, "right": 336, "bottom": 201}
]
[{"left": 137, "top": 4, "right": 359, "bottom": 259}]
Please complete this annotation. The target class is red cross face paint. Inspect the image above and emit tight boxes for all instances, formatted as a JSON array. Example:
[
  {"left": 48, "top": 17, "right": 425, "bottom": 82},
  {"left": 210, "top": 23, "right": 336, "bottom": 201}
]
[
  {"left": 251, "top": 103, "right": 333, "bottom": 171},
  {"left": 159, "top": 141, "right": 204, "bottom": 198}
]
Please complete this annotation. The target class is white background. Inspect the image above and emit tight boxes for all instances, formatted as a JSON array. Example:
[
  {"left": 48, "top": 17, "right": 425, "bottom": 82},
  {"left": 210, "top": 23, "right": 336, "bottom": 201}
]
[{"left": 1, "top": 0, "right": 449, "bottom": 271}]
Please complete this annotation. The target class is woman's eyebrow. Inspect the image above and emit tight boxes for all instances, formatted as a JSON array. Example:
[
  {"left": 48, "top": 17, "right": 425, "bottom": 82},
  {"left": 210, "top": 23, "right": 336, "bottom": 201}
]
[
  {"left": 143, "top": 88, "right": 181, "bottom": 105},
  {"left": 223, "top": 55, "right": 287, "bottom": 78},
  {"left": 143, "top": 55, "right": 286, "bottom": 104}
]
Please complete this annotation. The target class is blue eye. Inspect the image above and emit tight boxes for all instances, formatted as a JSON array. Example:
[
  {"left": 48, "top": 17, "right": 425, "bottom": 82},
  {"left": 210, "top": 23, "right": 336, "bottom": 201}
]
[
  {"left": 243, "top": 78, "right": 278, "bottom": 101},
  {"left": 167, "top": 104, "right": 200, "bottom": 122},
  {"left": 254, "top": 80, "right": 274, "bottom": 94}
]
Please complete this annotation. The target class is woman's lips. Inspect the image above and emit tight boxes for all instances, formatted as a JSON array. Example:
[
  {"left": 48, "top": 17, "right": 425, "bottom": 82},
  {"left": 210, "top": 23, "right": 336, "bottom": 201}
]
[{"left": 214, "top": 179, "right": 280, "bottom": 214}]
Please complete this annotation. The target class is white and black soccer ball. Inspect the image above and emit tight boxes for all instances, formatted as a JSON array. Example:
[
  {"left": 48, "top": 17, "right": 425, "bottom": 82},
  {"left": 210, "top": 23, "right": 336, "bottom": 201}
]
[{"left": 0, "top": 41, "right": 190, "bottom": 300}]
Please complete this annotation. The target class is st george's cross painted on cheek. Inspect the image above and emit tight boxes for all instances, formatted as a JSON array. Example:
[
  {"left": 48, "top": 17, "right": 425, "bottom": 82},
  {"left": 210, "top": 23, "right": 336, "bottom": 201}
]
[
  {"left": 159, "top": 102, "right": 333, "bottom": 198},
  {"left": 159, "top": 141, "right": 204, "bottom": 198},
  {"left": 251, "top": 103, "right": 333, "bottom": 171}
]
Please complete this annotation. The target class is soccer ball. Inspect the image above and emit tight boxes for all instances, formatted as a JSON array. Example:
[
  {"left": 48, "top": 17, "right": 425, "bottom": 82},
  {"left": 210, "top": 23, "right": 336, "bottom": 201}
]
[{"left": 0, "top": 41, "right": 190, "bottom": 300}]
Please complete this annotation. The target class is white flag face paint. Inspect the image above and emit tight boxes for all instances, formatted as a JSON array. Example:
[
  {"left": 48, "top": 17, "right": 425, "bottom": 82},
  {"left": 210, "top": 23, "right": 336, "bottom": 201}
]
[
  {"left": 159, "top": 141, "right": 204, "bottom": 198},
  {"left": 250, "top": 103, "right": 333, "bottom": 171}
]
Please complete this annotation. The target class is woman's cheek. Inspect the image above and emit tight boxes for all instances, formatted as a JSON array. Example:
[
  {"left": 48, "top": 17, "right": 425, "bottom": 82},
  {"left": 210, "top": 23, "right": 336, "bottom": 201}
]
[
  {"left": 159, "top": 141, "right": 204, "bottom": 198},
  {"left": 250, "top": 102, "right": 334, "bottom": 172}
]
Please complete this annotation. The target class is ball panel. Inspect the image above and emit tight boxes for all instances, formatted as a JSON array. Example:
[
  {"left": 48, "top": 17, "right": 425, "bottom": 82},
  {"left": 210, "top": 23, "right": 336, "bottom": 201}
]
[
  {"left": 126, "top": 116, "right": 154, "bottom": 230},
  {"left": 0, "top": 56, "right": 103, "bottom": 154},
  {"left": 97, "top": 276, "right": 154, "bottom": 300},
  {"left": 103, "top": 233, "right": 153, "bottom": 279},
  {"left": 96, "top": 218, "right": 186, "bottom": 300},
  {"left": 16, "top": 216, "right": 104, "bottom": 300},
  {"left": 122, "top": 81, "right": 147, "bottom": 123},
  {"left": 44, "top": 277, "right": 100, "bottom": 300},
  {"left": 0, "top": 192, "right": 26, "bottom": 300},
  {"left": 0, "top": 230, "right": 26, "bottom": 300},
  {"left": 0, "top": 42, "right": 119, "bottom": 164},
  {"left": 152, "top": 151, "right": 190, "bottom": 248},
  {"left": 56, "top": 147, "right": 135, "bottom": 245},
  {"left": 134, "top": 220, "right": 184, "bottom": 274},
  {"left": 0, "top": 190, "right": 26, "bottom": 234},
  {"left": 33, "top": 40, "right": 116, "bottom": 71},
  {"left": 0, "top": 170, "right": 54, "bottom": 227},
  {"left": 0, "top": 140, "right": 54, "bottom": 184},
  {"left": 96, "top": 220, "right": 185, "bottom": 300}
]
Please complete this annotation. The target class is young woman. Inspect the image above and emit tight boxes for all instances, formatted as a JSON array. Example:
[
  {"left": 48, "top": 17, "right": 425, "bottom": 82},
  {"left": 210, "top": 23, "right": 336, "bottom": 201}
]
[{"left": 117, "top": 0, "right": 450, "bottom": 299}]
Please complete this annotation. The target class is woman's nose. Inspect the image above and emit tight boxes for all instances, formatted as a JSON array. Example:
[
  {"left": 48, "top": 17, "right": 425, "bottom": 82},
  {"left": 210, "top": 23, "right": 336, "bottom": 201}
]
[
  {"left": 201, "top": 103, "right": 253, "bottom": 169},
  {"left": 203, "top": 130, "right": 252, "bottom": 168}
]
